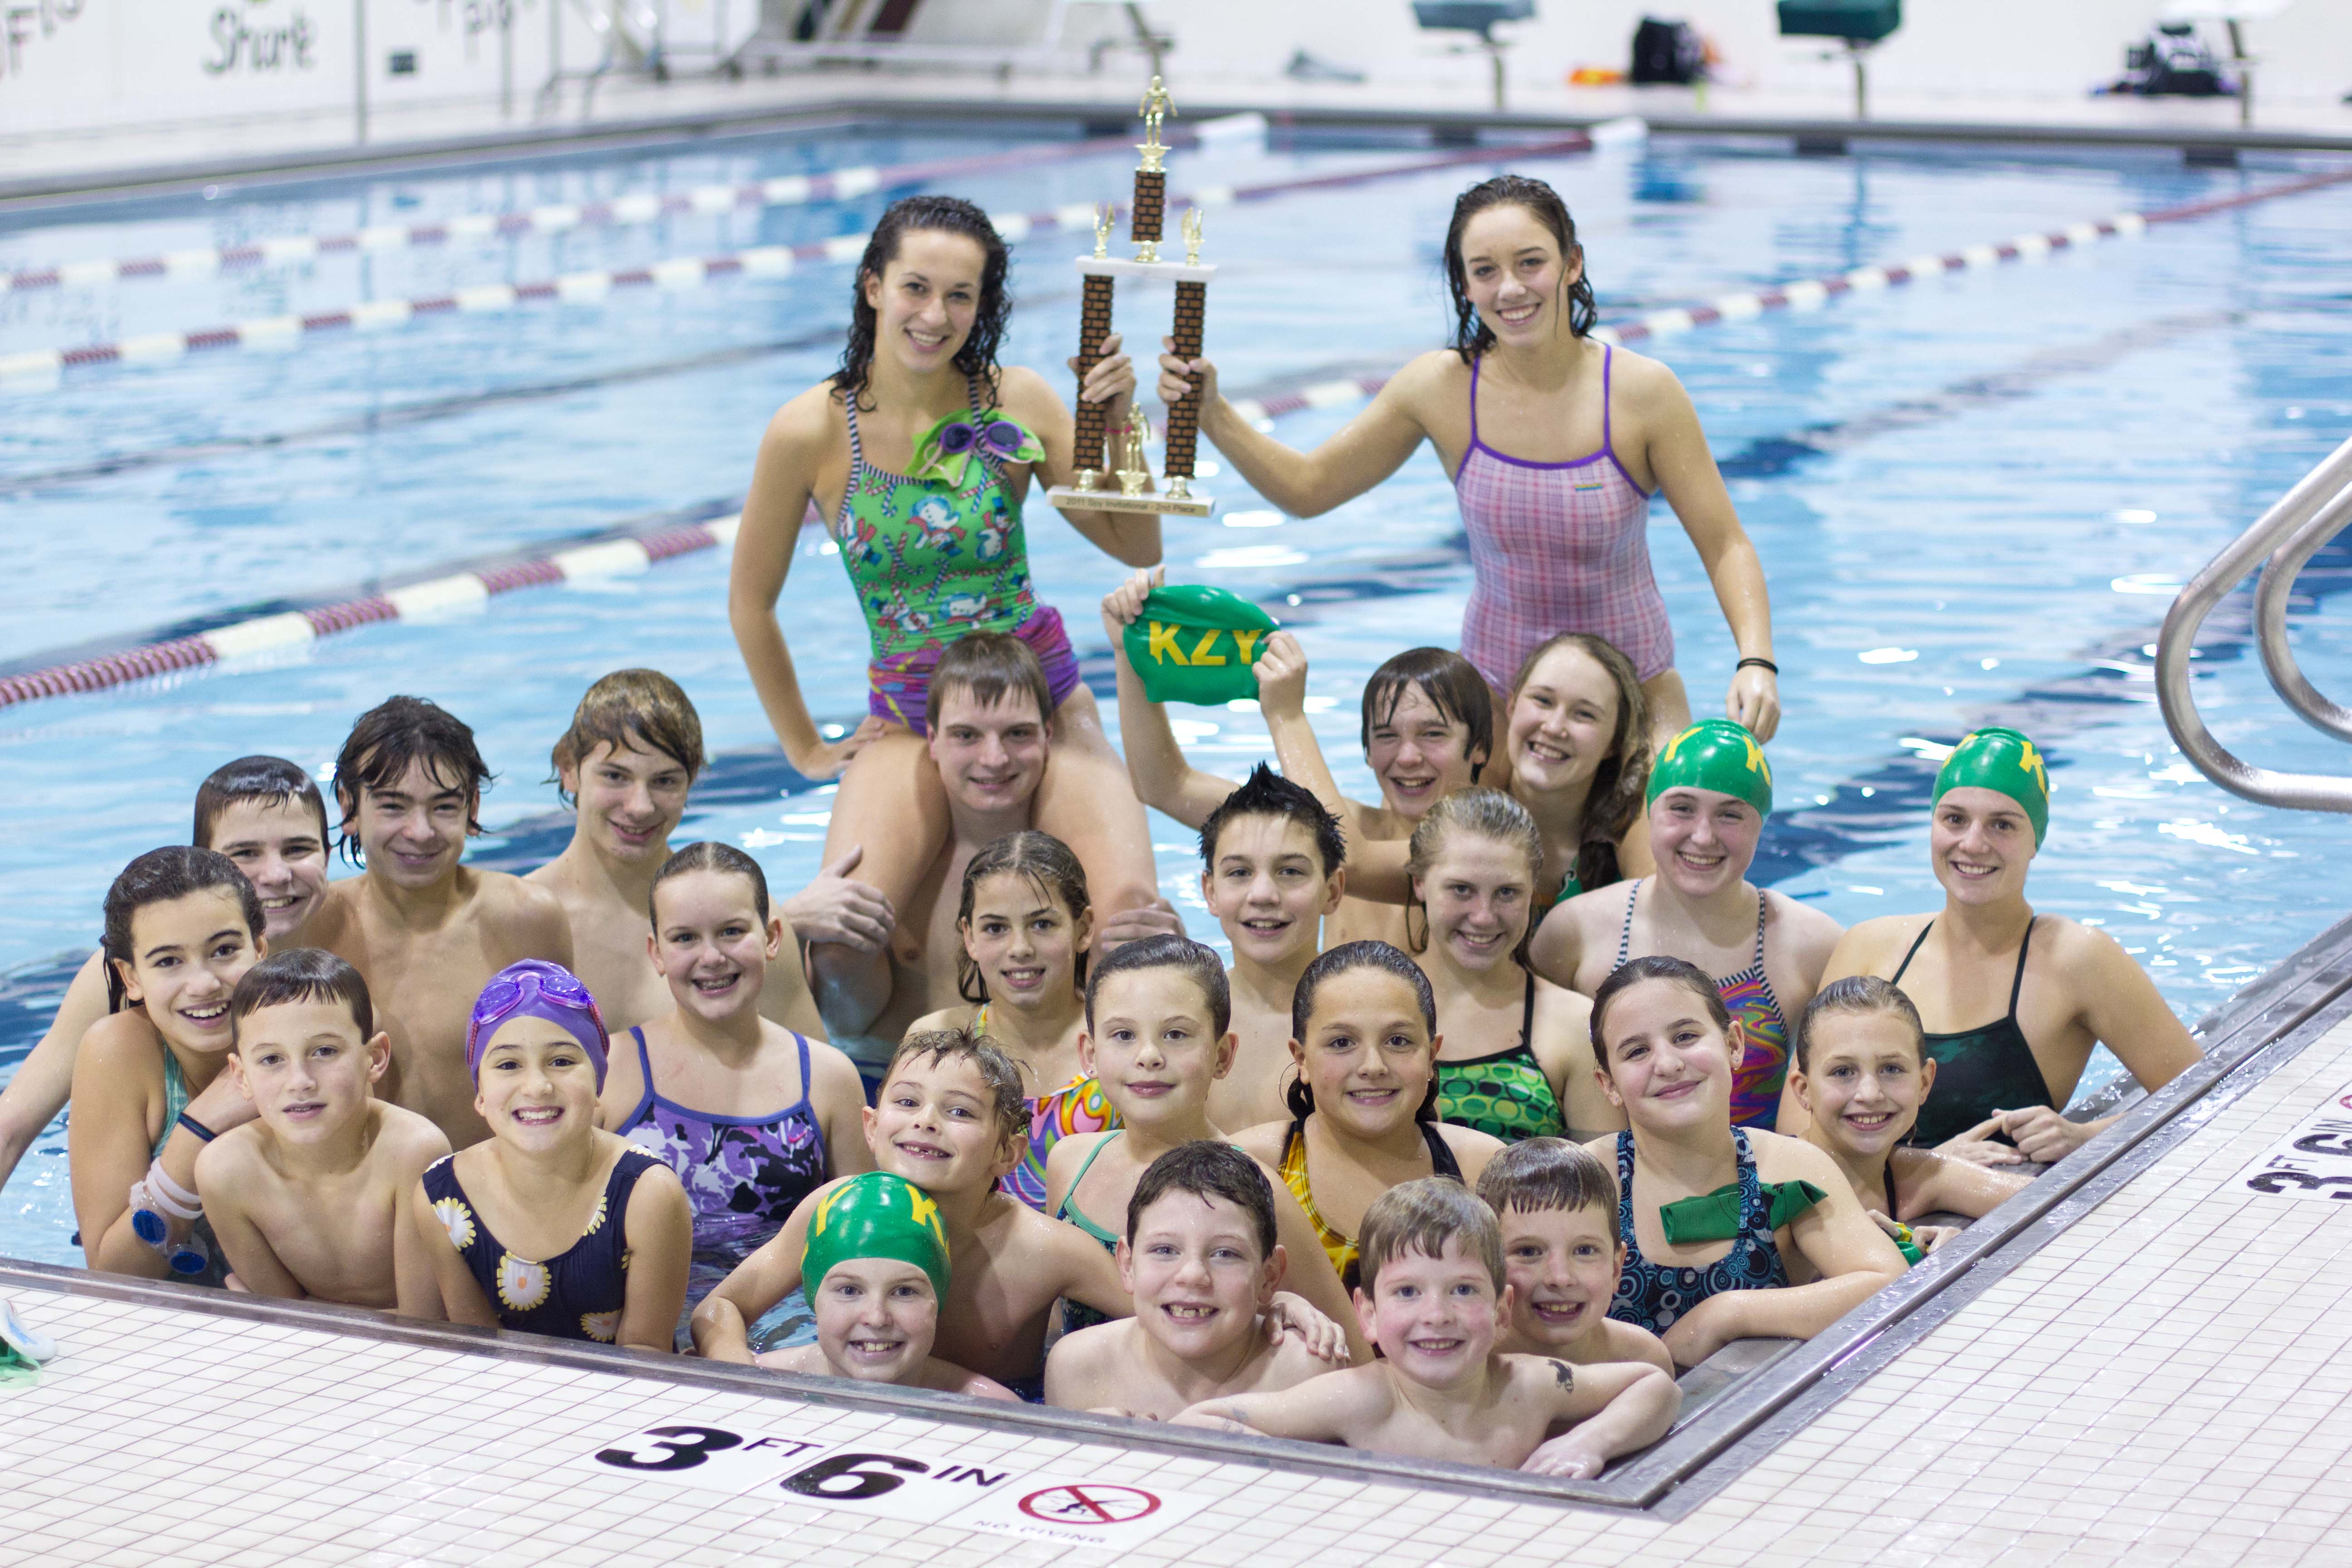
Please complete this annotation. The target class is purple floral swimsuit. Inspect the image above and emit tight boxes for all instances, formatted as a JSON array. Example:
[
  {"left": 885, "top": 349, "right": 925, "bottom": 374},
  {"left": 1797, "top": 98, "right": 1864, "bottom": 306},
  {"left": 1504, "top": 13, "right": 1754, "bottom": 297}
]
[{"left": 620, "top": 1025, "right": 829, "bottom": 1266}]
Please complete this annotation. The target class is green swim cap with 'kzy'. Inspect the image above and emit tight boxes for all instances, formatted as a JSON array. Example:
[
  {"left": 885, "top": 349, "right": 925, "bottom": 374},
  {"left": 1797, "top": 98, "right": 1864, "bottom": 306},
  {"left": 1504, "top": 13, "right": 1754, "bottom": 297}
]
[
  {"left": 802, "top": 1171, "right": 952, "bottom": 1303},
  {"left": 1123, "top": 584, "right": 1280, "bottom": 707},
  {"left": 1933, "top": 726, "right": 2049, "bottom": 847},
  {"left": 1647, "top": 718, "right": 1773, "bottom": 816}
]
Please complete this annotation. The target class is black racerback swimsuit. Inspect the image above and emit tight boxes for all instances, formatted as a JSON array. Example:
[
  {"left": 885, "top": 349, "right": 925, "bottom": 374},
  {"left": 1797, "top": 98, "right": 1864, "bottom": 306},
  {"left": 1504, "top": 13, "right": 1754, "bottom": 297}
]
[{"left": 1890, "top": 917, "right": 2058, "bottom": 1147}]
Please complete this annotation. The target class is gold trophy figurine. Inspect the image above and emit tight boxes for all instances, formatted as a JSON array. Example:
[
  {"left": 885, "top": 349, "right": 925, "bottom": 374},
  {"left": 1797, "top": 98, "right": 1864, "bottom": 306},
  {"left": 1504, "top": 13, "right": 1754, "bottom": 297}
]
[
  {"left": 1116, "top": 417, "right": 1153, "bottom": 498},
  {"left": 1092, "top": 202, "right": 1114, "bottom": 261},
  {"left": 1182, "top": 207, "right": 1204, "bottom": 267}
]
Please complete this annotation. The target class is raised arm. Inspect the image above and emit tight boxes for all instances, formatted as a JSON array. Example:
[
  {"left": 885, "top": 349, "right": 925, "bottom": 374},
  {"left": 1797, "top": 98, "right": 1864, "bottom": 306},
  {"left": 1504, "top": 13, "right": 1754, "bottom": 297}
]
[
  {"left": 1249, "top": 635, "right": 1414, "bottom": 904},
  {"left": 1161, "top": 348, "right": 1436, "bottom": 519},
  {"left": 1099, "top": 567, "right": 1241, "bottom": 827},
  {"left": 1520, "top": 1358, "right": 1681, "bottom": 1477},
  {"left": 1629, "top": 360, "right": 1778, "bottom": 741},
  {"left": 1009, "top": 356, "right": 1161, "bottom": 567},
  {"left": 0, "top": 952, "right": 105, "bottom": 1191}
]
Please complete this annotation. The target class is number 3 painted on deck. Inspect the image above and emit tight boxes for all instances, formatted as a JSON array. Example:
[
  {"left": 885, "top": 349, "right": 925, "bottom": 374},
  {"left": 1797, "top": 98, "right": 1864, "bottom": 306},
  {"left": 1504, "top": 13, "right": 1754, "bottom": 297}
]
[
  {"left": 784, "top": 1452, "right": 929, "bottom": 1499},
  {"left": 596, "top": 1426, "right": 745, "bottom": 1471}
]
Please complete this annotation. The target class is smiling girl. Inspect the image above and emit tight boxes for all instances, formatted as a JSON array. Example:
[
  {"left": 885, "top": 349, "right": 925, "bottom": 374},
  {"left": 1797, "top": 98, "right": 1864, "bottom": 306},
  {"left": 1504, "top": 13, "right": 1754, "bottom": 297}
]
[
  {"left": 729, "top": 193, "right": 1161, "bottom": 1010},
  {"left": 1231, "top": 942, "right": 1504, "bottom": 1293},
  {"left": 907, "top": 830, "right": 1113, "bottom": 1210},
  {"left": 1806, "top": 728, "right": 2200, "bottom": 1165},
  {"left": 405, "top": 961, "right": 691, "bottom": 1349},
  {"left": 598, "top": 843, "right": 870, "bottom": 1294},
  {"left": 1156, "top": 173, "right": 1777, "bottom": 747},
  {"left": 70, "top": 848, "right": 271, "bottom": 1282},
  {"left": 1588, "top": 956, "right": 1904, "bottom": 1367},
  {"left": 1535, "top": 720, "right": 1843, "bottom": 1130},
  {"left": 1406, "top": 789, "right": 1617, "bottom": 1144}
]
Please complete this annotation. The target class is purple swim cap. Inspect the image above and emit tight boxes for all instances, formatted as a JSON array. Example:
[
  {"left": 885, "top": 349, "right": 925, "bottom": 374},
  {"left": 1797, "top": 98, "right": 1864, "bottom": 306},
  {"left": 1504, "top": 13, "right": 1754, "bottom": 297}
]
[{"left": 465, "top": 960, "right": 609, "bottom": 1090}]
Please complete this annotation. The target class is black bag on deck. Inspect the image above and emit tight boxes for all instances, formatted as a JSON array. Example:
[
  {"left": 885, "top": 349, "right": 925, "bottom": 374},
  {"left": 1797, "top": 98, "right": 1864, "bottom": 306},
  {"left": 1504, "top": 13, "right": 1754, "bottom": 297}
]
[{"left": 1630, "top": 16, "right": 1705, "bottom": 84}]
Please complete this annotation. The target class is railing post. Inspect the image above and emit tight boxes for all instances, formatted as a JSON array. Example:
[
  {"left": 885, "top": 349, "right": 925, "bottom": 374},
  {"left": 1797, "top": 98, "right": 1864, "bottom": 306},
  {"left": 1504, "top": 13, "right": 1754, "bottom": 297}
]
[{"left": 353, "top": 0, "right": 369, "bottom": 146}]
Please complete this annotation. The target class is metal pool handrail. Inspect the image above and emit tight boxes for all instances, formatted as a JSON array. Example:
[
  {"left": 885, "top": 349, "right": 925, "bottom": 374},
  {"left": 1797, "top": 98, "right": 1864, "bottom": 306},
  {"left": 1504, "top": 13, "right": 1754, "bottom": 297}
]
[{"left": 2157, "top": 431, "right": 2352, "bottom": 811}]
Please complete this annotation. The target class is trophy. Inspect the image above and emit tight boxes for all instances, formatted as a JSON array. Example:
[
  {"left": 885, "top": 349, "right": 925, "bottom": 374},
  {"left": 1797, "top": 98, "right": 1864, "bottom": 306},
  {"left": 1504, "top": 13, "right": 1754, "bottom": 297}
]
[{"left": 1046, "top": 74, "right": 1216, "bottom": 520}]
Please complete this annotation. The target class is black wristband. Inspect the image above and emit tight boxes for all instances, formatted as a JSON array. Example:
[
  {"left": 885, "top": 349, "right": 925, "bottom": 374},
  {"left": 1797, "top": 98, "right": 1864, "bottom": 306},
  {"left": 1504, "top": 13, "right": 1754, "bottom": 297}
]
[
  {"left": 176, "top": 1111, "right": 219, "bottom": 1143},
  {"left": 1737, "top": 657, "right": 1779, "bottom": 675}
]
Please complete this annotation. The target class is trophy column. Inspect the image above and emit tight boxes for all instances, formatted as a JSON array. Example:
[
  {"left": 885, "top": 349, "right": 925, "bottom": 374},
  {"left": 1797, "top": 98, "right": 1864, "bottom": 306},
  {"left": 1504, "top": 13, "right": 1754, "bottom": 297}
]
[{"left": 1071, "top": 269, "right": 1117, "bottom": 487}]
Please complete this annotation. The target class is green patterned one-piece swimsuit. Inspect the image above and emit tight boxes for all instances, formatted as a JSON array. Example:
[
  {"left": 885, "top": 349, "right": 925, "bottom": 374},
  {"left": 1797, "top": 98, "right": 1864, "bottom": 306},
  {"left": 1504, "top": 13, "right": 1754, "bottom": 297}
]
[{"left": 1434, "top": 973, "right": 1568, "bottom": 1142}]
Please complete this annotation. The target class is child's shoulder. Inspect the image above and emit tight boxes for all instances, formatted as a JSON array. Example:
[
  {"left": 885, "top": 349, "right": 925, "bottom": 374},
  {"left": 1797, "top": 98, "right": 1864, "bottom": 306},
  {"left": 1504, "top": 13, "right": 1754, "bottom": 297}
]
[
  {"left": 1228, "top": 1118, "right": 1290, "bottom": 1163},
  {"left": 76, "top": 1007, "right": 163, "bottom": 1071},
  {"left": 1744, "top": 1127, "right": 1845, "bottom": 1185},
  {"left": 368, "top": 1102, "right": 454, "bottom": 1169},
  {"left": 194, "top": 1119, "right": 273, "bottom": 1188},
  {"left": 1596, "top": 1318, "right": 1676, "bottom": 1376},
  {"left": 905, "top": 1004, "right": 977, "bottom": 1036},
  {"left": 1258, "top": 1327, "right": 1340, "bottom": 1392},
  {"left": 1499, "top": 1350, "right": 1583, "bottom": 1401}
]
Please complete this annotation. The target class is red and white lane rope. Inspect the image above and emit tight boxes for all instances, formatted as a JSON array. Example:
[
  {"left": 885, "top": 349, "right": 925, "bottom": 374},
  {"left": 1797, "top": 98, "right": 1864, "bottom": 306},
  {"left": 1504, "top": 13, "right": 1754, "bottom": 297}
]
[
  {"left": 0, "top": 129, "right": 1622, "bottom": 388},
  {"left": 0, "top": 136, "right": 1144, "bottom": 296}
]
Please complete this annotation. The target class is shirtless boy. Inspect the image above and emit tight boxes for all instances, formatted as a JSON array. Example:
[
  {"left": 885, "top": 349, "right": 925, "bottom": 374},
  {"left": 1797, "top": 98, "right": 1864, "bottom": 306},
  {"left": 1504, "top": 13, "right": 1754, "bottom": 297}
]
[
  {"left": 804, "top": 635, "right": 1176, "bottom": 1065},
  {"left": 0, "top": 757, "right": 332, "bottom": 1193},
  {"left": 755, "top": 1169, "right": 1015, "bottom": 1400},
  {"left": 1195, "top": 766, "right": 1347, "bottom": 1130},
  {"left": 196, "top": 949, "right": 450, "bottom": 1308},
  {"left": 1175, "top": 1177, "right": 1679, "bottom": 1476},
  {"left": 1475, "top": 1138, "right": 1673, "bottom": 1373},
  {"left": 306, "top": 696, "right": 573, "bottom": 1147},
  {"left": 527, "top": 670, "right": 823, "bottom": 1037},
  {"left": 1045, "top": 1140, "right": 1332, "bottom": 1418}
]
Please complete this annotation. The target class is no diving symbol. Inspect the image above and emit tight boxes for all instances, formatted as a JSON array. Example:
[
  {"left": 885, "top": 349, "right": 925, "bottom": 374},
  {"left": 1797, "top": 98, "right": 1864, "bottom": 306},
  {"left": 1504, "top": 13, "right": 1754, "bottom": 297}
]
[{"left": 1017, "top": 1483, "right": 1161, "bottom": 1526}]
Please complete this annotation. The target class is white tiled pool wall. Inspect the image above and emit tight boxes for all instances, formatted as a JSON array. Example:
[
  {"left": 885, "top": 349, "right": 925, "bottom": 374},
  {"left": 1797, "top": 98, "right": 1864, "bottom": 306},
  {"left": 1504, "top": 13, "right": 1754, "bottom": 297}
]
[{"left": 6, "top": 987, "right": 2352, "bottom": 1566}]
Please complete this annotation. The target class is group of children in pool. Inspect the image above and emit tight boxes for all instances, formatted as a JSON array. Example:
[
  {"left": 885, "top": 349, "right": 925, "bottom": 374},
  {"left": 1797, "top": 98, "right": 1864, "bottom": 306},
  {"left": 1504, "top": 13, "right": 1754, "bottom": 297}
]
[{"left": 5, "top": 167, "right": 2210, "bottom": 1477}]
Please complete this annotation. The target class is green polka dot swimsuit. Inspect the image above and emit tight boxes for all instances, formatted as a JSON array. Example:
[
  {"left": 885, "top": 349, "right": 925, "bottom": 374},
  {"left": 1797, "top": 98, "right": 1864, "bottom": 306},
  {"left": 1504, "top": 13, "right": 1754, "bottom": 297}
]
[{"left": 1434, "top": 973, "right": 1568, "bottom": 1143}]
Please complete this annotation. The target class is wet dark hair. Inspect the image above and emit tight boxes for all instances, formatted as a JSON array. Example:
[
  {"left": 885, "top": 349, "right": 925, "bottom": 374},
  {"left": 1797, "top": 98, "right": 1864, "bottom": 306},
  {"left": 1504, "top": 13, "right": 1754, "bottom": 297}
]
[
  {"left": 1284, "top": 941, "right": 1441, "bottom": 1124},
  {"left": 1477, "top": 1137, "right": 1615, "bottom": 1220},
  {"left": 1128, "top": 1140, "right": 1278, "bottom": 1260},
  {"left": 332, "top": 696, "right": 492, "bottom": 865},
  {"left": 888, "top": 1027, "right": 1030, "bottom": 1150},
  {"left": 1360, "top": 647, "right": 1493, "bottom": 782},
  {"left": 1198, "top": 763, "right": 1347, "bottom": 880},
  {"left": 1086, "top": 932, "right": 1232, "bottom": 1040},
  {"left": 1795, "top": 975, "right": 1926, "bottom": 1073},
  {"left": 648, "top": 841, "right": 772, "bottom": 926},
  {"left": 231, "top": 946, "right": 373, "bottom": 1039},
  {"left": 1444, "top": 174, "right": 1598, "bottom": 359},
  {"left": 102, "top": 847, "right": 265, "bottom": 1014},
  {"left": 934, "top": 631, "right": 1053, "bottom": 730},
  {"left": 1589, "top": 954, "right": 1733, "bottom": 1072},
  {"left": 549, "top": 669, "right": 705, "bottom": 809},
  {"left": 957, "top": 831, "right": 1092, "bottom": 1004},
  {"left": 192, "top": 756, "right": 330, "bottom": 853},
  {"left": 1509, "top": 632, "right": 1651, "bottom": 897},
  {"left": 833, "top": 194, "right": 1011, "bottom": 411}
]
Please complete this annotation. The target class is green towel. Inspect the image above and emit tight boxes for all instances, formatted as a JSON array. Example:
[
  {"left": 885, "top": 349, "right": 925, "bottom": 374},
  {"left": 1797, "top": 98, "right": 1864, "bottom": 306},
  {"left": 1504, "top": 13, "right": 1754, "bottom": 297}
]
[
  {"left": 1123, "top": 584, "right": 1280, "bottom": 707},
  {"left": 1658, "top": 1177, "right": 1827, "bottom": 1244}
]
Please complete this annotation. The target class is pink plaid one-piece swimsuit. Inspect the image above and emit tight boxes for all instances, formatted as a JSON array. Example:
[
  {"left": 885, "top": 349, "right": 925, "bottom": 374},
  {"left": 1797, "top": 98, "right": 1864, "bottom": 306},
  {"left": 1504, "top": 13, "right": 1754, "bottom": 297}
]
[{"left": 1453, "top": 344, "right": 1674, "bottom": 692}]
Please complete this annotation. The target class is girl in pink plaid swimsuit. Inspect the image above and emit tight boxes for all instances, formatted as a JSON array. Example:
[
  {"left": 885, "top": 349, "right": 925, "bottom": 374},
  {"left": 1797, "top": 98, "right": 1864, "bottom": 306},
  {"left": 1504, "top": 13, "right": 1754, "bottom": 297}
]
[{"left": 1156, "top": 174, "right": 1778, "bottom": 754}]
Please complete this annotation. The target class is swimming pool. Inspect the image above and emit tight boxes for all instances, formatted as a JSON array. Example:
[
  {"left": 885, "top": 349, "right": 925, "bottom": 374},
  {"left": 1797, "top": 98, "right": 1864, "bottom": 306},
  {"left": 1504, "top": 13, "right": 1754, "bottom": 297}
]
[{"left": 5, "top": 122, "right": 2351, "bottom": 1267}]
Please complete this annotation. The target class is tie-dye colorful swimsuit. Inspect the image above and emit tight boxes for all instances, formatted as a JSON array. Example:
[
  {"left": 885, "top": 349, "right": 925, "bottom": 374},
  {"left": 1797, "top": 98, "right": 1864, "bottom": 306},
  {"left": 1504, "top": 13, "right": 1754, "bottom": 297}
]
[
  {"left": 835, "top": 379, "right": 1082, "bottom": 733},
  {"left": 1614, "top": 880, "right": 1791, "bottom": 1130}
]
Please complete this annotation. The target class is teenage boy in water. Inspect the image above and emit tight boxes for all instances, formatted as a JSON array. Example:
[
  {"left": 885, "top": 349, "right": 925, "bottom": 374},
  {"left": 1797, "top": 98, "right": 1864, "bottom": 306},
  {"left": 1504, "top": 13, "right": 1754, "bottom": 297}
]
[
  {"left": 1476, "top": 1138, "right": 1673, "bottom": 1374},
  {"left": 527, "top": 669, "right": 829, "bottom": 1037},
  {"left": 197, "top": 949, "right": 450, "bottom": 1308},
  {"left": 754, "top": 1169, "right": 1016, "bottom": 1400},
  {"left": 307, "top": 696, "right": 573, "bottom": 1148},
  {"left": 0, "top": 757, "right": 335, "bottom": 1194},
  {"left": 1175, "top": 1178, "right": 1679, "bottom": 1476},
  {"left": 804, "top": 635, "right": 1180, "bottom": 1064},
  {"left": 1194, "top": 766, "right": 1347, "bottom": 1130},
  {"left": 1045, "top": 1141, "right": 1332, "bottom": 1418}
]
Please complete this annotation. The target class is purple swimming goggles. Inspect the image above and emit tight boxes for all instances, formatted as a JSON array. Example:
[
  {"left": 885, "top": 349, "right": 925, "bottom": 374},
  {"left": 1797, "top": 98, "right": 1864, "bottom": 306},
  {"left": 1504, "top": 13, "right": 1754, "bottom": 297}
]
[{"left": 465, "top": 960, "right": 609, "bottom": 1089}]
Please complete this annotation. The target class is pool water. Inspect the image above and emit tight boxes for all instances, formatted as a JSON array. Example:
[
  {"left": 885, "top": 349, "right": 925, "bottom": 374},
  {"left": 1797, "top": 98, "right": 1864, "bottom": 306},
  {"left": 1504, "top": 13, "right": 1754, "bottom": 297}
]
[{"left": 5, "top": 125, "right": 2352, "bottom": 1267}]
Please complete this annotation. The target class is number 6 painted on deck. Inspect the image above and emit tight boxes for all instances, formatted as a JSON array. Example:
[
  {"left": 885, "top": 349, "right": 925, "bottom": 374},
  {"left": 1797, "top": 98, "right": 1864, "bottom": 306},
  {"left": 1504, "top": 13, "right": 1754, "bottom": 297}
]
[{"left": 784, "top": 1452, "right": 929, "bottom": 1499}]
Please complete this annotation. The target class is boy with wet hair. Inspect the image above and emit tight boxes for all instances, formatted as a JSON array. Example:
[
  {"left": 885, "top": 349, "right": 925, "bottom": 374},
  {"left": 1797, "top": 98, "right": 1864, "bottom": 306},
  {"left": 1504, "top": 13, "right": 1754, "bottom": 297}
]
[
  {"left": 805, "top": 635, "right": 1178, "bottom": 1070},
  {"left": 307, "top": 696, "right": 573, "bottom": 1148},
  {"left": 1195, "top": 764, "right": 1348, "bottom": 1129},
  {"left": 528, "top": 670, "right": 826, "bottom": 1037},
  {"left": 1476, "top": 1138, "right": 1673, "bottom": 1373},
  {"left": 1, "top": 756, "right": 336, "bottom": 1193},
  {"left": 1175, "top": 1177, "right": 1679, "bottom": 1476},
  {"left": 755, "top": 1169, "right": 1016, "bottom": 1400},
  {"left": 1045, "top": 1140, "right": 1332, "bottom": 1417},
  {"left": 196, "top": 949, "right": 451, "bottom": 1308}
]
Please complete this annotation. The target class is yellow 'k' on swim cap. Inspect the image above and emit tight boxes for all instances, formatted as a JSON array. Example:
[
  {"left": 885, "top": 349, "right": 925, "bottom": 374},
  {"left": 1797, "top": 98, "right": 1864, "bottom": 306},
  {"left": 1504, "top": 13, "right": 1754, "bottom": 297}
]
[
  {"left": 802, "top": 1170, "right": 952, "bottom": 1303},
  {"left": 1932, "top": 726, "right": 2049, "bottom": 848},
  {"left": 1647, "top": 718, "right": 1773, "bottom": 816}
]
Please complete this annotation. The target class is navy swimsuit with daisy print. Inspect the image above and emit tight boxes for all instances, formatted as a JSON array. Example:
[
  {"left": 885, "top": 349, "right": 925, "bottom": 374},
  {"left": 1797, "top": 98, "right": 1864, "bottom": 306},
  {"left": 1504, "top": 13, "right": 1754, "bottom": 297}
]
[{"left": 422, "top": 1147, "right": 660, "bottom": 1343}]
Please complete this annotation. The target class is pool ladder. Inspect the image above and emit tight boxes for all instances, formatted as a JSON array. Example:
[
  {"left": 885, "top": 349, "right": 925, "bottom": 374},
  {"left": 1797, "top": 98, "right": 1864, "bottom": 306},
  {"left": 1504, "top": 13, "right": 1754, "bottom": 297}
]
[{"left": 2158, "top": 431, "right": 2352, "bottom": 812}]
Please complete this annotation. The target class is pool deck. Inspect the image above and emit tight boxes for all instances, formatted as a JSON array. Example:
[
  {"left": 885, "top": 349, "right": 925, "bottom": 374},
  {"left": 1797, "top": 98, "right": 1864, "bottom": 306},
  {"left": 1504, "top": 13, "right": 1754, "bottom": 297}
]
[{"left": 5, "top": 963, "right": 2351, "bottom": 1567}]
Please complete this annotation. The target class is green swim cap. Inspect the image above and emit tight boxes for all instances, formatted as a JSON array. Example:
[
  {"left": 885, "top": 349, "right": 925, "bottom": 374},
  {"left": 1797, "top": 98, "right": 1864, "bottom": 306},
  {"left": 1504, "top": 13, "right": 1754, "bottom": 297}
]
[
  {"left": 1933, "top": 727, "right": 2049, "bottom": 847},
  {"left": 1123, "top": 584, "right": 1280, "bottom": 707},
  {"left": 802, "top": 1171, "right": 952, "bottom": 1303},
  {"left": 1647, "top": 719, "right": 1773, "bottom": 816}
]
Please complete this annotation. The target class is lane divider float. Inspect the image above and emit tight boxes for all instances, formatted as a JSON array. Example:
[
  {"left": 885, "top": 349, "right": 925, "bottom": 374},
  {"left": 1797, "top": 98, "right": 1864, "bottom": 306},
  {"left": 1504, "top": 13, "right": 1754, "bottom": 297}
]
[{"left": 0, "top": 128, "right": 1628, "bottom": 389}]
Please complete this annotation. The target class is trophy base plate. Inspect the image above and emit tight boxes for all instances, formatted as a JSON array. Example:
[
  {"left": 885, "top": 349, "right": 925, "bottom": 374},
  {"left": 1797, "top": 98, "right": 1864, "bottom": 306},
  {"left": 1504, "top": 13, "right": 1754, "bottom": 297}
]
[{"left": 1046, "top": 485, "right": 1214, "bottom": 518}]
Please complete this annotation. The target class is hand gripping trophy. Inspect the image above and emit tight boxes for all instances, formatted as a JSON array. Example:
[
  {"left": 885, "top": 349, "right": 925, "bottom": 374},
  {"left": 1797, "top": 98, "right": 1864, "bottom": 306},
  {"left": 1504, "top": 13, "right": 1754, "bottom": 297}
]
[{"left": 1046, "top": 74, "right": 1217, "bottom": 519}]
